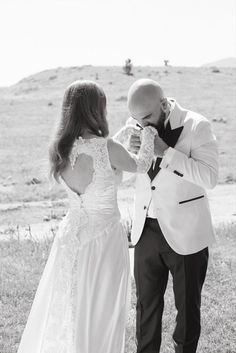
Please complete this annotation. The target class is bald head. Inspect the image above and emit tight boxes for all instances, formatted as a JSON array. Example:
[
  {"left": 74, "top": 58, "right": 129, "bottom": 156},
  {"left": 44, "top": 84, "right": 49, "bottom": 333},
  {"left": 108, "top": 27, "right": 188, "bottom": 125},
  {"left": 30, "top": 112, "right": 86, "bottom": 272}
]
[{"left": 127, "top": 79, "right": 164, "bottom": 120}]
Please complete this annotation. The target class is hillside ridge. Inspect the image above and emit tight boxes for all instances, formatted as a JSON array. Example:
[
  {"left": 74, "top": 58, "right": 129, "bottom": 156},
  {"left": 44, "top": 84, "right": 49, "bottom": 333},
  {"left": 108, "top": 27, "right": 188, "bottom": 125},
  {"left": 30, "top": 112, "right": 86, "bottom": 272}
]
[{"left": 202, "top": 57, "right": 236, "bottom": 67}]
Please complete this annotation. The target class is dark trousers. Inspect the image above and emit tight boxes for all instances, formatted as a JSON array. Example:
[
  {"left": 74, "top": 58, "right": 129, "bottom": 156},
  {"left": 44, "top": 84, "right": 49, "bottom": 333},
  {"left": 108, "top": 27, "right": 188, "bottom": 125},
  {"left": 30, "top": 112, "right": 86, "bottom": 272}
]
[{"left": 134, "top": 218, "right": 209, "bottom": 353}]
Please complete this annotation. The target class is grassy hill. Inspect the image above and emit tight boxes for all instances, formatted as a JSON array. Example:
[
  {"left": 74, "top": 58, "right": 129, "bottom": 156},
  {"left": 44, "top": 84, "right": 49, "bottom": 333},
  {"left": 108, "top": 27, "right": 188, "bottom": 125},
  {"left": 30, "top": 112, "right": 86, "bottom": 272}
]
[
  {"left": 0, "top": 65, "right": 235, "bottom": 208},
  {"left": 1, "top": 66, "right": 235, "bottom": 353},
  {"left": 203, "top": 57, "right": 236, "bottom": 68}
]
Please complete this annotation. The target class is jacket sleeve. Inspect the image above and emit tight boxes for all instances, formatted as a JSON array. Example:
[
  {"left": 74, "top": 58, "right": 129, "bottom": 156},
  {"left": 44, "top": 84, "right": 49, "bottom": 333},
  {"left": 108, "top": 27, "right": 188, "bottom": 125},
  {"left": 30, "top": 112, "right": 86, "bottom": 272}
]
[{"left": 160, "top": 118, "right": 219, "bottom": 189}]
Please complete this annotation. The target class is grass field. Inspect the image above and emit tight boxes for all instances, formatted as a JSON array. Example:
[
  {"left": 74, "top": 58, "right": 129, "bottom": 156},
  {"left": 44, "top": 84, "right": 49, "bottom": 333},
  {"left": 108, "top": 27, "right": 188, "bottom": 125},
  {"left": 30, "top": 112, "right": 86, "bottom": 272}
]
[
  {"left": 0, "top": 222, "right": 235, "bottom": 353},
  {"left": 0, "top": 66, "right": 236, "bottom": 212},
  {"left": 0, "top": 65, "right": 235, "bottom": 352}
]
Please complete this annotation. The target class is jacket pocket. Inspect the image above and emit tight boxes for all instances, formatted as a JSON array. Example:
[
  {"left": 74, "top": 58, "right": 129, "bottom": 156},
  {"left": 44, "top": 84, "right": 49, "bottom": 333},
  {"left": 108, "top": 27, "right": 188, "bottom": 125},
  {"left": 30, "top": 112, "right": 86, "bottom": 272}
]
[{"left": 179, "top": 195, "right": 204, "bottom": 204}]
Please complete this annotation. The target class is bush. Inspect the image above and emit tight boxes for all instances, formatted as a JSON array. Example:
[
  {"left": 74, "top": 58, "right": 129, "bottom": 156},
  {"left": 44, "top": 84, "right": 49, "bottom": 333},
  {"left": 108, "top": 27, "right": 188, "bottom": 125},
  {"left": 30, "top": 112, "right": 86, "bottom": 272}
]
[
  {"left": 212, "top": 67, "right": 220, "bottom": 73},
  {"left": 123, "top": 58, "right": 133, "bottom": 76}
]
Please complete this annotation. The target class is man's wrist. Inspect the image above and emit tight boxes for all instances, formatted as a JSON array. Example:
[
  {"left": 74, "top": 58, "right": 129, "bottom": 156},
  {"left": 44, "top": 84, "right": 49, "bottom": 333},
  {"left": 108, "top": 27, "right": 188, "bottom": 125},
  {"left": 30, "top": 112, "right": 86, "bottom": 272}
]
[
  {"left": 162, "top": 147, "right": 169, "bottom": 156},
  {"left": 160, "top": 147, "right": 175, "bottom": 169}
]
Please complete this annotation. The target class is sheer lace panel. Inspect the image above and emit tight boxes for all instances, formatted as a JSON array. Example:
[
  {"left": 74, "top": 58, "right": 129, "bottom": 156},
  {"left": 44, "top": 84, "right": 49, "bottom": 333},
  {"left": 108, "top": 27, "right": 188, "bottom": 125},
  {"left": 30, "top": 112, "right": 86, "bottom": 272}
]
[{"left": 69, "top": 136, "right": 111, "bottom": 171}]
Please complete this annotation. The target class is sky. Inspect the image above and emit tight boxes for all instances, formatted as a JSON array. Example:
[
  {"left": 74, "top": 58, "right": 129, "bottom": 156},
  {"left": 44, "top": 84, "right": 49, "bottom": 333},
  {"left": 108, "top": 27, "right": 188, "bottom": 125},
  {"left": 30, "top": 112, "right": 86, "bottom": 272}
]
[{"left": 0, "top": 0, "right": 235, "bottom": 86}]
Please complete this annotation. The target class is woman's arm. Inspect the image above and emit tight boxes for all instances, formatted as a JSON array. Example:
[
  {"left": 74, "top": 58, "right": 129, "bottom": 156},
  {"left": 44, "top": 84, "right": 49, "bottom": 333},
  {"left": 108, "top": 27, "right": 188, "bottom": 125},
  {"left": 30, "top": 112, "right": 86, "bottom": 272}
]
[
  {"left": 108, "top": 126, "right": 157, "bottom": 173},
  {"left": 112, "top": 123, "right": 139, "bottom": 145}
]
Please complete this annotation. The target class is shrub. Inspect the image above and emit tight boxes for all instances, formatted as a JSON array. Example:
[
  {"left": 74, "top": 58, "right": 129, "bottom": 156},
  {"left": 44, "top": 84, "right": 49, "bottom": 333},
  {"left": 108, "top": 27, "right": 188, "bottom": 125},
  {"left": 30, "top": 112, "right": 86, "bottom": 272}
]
[
  {"left": 123, "top": 58, "right": 133, "bottom": 76},
  {"left": 212, "top": 67, "right": 220, "bottom": 73}
]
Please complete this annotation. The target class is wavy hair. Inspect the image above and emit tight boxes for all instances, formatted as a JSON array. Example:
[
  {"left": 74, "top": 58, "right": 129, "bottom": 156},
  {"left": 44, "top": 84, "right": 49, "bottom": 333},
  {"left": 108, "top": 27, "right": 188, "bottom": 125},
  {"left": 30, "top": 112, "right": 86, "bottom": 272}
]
[{"left": 49, "top": 80, "right": 108, "bottom": 182}]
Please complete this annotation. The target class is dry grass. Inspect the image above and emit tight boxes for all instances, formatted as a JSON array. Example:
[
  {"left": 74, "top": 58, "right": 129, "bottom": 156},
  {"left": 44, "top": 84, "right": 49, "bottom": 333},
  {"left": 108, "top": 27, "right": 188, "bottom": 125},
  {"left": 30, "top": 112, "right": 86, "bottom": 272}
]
[
  {"left": 0, "top": 66, "right": 236, "bottom": 212},
  {"left": 0, "top": 66, "right": 235, "bottom": 352},
  {"left": 0, "top": 222, "right": 235, "bottom": 353}
]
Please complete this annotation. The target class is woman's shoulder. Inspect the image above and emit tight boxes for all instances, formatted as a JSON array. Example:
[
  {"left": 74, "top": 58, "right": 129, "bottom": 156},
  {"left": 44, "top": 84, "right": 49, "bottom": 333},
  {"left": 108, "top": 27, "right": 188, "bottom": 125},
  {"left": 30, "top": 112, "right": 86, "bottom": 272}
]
[
  {"left": 107, "top": 137, "right": 122, "bottom": 152},
  {"left": 71, "top": 135, "right": 106, "bottom": 152}
]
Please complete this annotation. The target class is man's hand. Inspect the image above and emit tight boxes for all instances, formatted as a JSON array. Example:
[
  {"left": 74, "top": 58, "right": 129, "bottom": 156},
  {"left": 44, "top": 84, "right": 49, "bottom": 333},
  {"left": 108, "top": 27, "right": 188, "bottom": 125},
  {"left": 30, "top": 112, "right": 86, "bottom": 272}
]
[
  {"left": 128, "top": 133, "right": 141, "bottom": 154},
  {"left": 154, "top": 135, "right": 169, "bottom": 157},
  {"left": 128, "top": 127, "right": 169, "bottom": 157}
]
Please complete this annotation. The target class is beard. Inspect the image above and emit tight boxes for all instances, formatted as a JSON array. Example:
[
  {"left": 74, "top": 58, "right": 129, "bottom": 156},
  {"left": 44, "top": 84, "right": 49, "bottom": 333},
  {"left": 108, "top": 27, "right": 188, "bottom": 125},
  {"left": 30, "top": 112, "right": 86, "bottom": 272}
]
[{"left": 147, "top": 110, "right": 166, "bottom": 135}]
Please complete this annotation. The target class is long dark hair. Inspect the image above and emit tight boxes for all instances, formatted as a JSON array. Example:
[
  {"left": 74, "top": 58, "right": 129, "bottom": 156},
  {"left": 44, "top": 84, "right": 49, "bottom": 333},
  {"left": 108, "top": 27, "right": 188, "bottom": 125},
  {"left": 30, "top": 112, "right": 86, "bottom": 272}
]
[{"left": 49, "top": 80, "right": 109, "bottom": 182}]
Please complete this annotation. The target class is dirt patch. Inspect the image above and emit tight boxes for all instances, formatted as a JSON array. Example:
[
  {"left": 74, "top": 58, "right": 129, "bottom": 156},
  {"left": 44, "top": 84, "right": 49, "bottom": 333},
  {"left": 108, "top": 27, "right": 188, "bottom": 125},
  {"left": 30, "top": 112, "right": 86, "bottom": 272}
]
[{"left": 0, "top": 184, "right": 235, "bottom": 242}]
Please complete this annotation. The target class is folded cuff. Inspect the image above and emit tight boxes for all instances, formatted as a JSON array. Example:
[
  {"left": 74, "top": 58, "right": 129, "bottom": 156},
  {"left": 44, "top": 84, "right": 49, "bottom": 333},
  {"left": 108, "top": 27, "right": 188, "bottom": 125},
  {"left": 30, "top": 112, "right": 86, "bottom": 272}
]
[{"left": 160, "top": 147, "right": 176, "bottom": 170}]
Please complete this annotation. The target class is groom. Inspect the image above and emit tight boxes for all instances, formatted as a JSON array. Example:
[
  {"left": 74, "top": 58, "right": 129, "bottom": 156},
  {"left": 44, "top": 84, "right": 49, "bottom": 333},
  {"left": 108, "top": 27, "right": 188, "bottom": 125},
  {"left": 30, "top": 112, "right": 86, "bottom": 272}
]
[{"left": 126, "top": 79, "right": 219, "bottom": 353}]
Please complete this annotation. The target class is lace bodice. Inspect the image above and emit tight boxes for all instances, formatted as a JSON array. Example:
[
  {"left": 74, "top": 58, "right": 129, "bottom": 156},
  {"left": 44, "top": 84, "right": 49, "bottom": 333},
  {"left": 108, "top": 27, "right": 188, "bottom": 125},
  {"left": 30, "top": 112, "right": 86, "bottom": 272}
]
[
  {"left": 58, "top": 137, "right": 121, "bottom": 246},
  {"left": 57, "top": 127, "right": 156, "bottom": 248},
  {"left": 69, "top": 136, "right": 111, "bottom": 173},
  {"left": 60, "top": 136, "right": 119, "bottom": 208}
]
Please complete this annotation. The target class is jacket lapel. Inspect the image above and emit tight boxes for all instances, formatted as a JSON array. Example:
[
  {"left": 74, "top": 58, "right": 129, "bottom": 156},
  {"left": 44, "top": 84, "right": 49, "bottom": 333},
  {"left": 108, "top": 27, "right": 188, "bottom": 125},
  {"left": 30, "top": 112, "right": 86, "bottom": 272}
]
[
  {"left": 147, "top": 157, "right": 162, "bottom": 181},
  {"left": 161, "top": 121, "right": 184, "bottom": 148}
]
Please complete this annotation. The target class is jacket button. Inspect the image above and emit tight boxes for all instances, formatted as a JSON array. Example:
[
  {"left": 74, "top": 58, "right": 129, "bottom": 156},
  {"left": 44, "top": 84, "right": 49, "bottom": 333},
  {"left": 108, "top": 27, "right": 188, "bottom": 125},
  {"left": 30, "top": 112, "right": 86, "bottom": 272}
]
[
  {"left": 144, "top": 206, "right": 147, "bottom": 210},
  {"left": 151, "top": 186, "right": 156, "bottom": 190}
]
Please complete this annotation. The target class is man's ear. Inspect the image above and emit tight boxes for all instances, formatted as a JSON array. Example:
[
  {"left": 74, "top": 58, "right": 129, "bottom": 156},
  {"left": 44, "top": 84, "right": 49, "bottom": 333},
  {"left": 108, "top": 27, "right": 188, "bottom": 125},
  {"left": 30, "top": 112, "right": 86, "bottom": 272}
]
[{"left": 160, "top": 97, "right": 168, "bottom": 112}]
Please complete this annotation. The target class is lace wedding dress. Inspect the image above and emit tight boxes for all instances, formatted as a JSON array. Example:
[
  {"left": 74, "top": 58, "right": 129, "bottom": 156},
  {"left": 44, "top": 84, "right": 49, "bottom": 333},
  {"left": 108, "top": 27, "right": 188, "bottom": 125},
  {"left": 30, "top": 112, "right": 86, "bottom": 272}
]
[{"left": 17, "top": 126, "right": 157, "bottom": 353}]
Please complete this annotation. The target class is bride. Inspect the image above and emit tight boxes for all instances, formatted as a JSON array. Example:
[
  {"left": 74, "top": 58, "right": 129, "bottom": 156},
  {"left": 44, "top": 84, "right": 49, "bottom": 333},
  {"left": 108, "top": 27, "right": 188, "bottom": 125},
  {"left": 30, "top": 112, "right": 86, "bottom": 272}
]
[{"left": 17, "top": 80, "right": 157, "bottom": 353}]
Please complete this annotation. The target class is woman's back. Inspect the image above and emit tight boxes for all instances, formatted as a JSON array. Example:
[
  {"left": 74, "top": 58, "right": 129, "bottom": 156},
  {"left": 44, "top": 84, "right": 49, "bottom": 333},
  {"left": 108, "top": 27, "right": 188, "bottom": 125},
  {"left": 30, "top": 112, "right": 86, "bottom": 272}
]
[{"left": 60, "top": 136, "right": 121, "bottom": 223}]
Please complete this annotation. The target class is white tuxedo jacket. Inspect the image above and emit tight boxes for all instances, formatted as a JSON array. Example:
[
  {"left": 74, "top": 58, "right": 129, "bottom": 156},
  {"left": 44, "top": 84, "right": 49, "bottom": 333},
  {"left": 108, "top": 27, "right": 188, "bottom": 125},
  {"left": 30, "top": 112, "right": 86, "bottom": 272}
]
[{"left": 129, "top": 100, "right": 219, "bottom": 255}]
